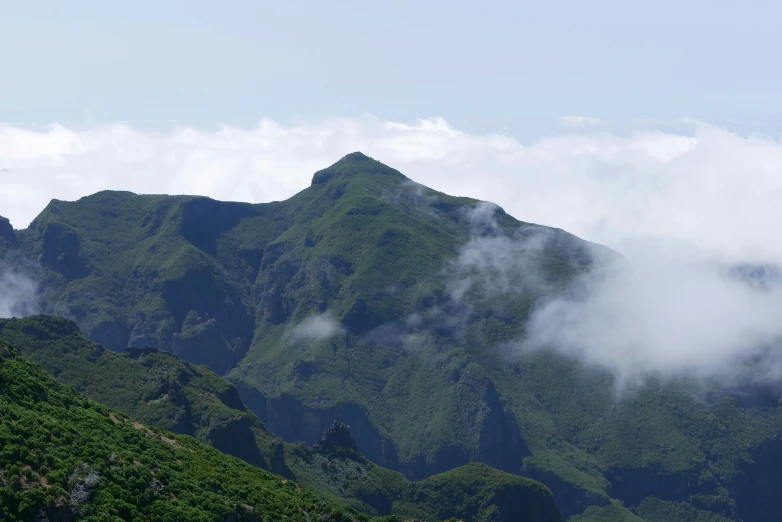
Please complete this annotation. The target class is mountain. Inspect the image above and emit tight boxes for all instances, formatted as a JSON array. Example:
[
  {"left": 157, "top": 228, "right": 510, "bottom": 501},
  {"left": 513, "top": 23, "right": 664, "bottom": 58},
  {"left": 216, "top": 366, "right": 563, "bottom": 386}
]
[
  {"left": 0, "top": 315, "right": 561, "bottom": 522},
  {"left": 0, "top": 339, "right": 383, "bottom": 522},
  {"left": 2, "top": 152, "right": 782, "bottom": 520}
]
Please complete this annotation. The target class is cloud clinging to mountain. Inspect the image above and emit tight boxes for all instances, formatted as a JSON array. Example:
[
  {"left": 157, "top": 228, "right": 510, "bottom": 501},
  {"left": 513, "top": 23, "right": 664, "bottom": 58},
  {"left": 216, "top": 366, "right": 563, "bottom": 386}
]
[{"left": 0, "top": 270, "right": 38, "bottom": 319}]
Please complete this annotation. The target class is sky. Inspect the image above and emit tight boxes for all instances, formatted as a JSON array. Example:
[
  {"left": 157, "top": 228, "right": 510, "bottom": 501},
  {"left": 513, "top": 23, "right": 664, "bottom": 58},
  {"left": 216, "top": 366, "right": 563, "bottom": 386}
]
[
  {"left": 4, "top": 1, "right": 782, "bottom": 380},
  {"left": 2, "top": 1, "right": 782, "bottom": 133}
]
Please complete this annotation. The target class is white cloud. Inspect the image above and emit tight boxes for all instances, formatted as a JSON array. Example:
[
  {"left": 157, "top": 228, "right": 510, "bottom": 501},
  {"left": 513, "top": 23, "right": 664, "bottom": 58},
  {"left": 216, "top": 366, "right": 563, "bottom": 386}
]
[
  {"left": 0, "top": 270, "right": 38, "bottom": 319},
  {"left": 522, "top": 248, "right": 782, "bottom": 386},
  {"left": 559, "top": 116, "right": 603, "bottom": 128},
  {"left": 288, "top": 312, "right": 345, "bottom": 343}
]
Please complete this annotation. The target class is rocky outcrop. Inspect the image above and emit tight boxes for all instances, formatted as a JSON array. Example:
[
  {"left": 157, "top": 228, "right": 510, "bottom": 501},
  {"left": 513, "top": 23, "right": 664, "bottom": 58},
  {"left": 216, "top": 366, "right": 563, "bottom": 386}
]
[
  {"left": 242, "top": 393, "right": 401, "bottom": 472},
  {"left": 315, "top": 421, "right": 359, "bottom": 454},
  {"left": 0, "top": 216, "right": 16, "bottom": 245},
  {"left": 40, "top": 222, "right": 85, "bottom": 279},
  {"left": 456, "top": 364, "right": 528, "bottom": 473}
]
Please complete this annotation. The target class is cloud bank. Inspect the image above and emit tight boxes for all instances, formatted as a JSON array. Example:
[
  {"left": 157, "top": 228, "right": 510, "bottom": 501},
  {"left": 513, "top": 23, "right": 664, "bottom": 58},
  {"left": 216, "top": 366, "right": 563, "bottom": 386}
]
[
  {"left": 4, "top": 117, "right": 782, "bottom": 384},
  {"left": 443, "top": 201, "right": 782, "bottom": 387},
  {"left": 523, "top": 250, "right": 782, "bottom": 386}
]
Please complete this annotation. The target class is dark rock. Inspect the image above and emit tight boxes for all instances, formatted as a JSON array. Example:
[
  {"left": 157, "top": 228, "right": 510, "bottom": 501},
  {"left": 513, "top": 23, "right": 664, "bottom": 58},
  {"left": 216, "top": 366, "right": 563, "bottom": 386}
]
[
  {"left": 455, "top": 364, "right": 529, "bottom": 473},
  {"left": 40, "top": 222, "right": 86, "bottom": 279},
  {"left": 261, "top": 395, "right": 399, "bottom": 470},
  {"left": 206, "top": 414, "right": 266, "bottom": 469},
  {"left": 179, "top": 198, "right": 258, "bottom": 256},
  {"left": 0, "top": 215, "right": 16, "bottom": 245},
  {"left": 270, "top": 438, "right": 288, "bottom": 476},
  {"left": 315, "top": 420, "right": 359, "bottom": 454}
]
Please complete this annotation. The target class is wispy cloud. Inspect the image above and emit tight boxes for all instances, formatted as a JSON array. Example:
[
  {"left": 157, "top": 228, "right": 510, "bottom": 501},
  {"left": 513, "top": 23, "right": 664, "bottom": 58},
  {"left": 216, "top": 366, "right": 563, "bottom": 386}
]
[
  {"left": 287, "top": 312, "right": 345, "bottom": 343},
  {"left": 0, "top": 269, "right": 38, "bottom": 319}
]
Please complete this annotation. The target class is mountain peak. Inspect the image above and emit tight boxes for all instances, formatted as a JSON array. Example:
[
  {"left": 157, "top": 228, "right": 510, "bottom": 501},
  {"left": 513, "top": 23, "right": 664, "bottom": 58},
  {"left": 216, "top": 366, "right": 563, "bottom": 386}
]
[
  {"left": 340, "top": 151, "right": 372, "bottom": 162},
  {"left": 311, "top": 151, "right": 407, "bottom": 186}
]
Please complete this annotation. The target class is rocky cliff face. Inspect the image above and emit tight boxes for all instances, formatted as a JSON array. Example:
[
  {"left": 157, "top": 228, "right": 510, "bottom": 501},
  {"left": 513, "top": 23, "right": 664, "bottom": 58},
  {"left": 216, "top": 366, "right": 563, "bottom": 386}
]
[{"left": 456, "top": 364, "right": 528, "bottom": 473}]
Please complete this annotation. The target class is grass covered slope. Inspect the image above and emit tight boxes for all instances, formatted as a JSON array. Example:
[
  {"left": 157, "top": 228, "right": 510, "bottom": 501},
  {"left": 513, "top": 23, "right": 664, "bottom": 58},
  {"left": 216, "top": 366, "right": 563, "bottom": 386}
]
[
  {"left": 0, "top": 315, "right": 561, "bottom": 522},
  {"left": 0, "top": 340, "right": 383, "bottom": 522}
]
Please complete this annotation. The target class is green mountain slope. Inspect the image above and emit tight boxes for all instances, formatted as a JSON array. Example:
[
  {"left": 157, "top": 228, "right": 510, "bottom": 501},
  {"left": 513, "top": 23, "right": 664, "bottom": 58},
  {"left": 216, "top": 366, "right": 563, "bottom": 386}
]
[
  {"left": 0, "top": 340, "right": 561, "bottom": 522},
  {"left": 0, "top": 315, "right": 561, "bottom": 522},
  {"left": 2, "top": 152, "right": 782, "bottom": 520},
  {"left": 0, "top": 340, "right": 384, "bottom": 522},
  {"left": 0, "top": 315, "right": 282, "bottom": 471}
]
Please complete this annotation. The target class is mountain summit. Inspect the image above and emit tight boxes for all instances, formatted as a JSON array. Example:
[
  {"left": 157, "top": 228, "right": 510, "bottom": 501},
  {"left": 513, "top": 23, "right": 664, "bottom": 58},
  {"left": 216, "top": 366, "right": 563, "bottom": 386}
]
[{"left": 311, "top": 152, "right": 406, "bottom": 185}]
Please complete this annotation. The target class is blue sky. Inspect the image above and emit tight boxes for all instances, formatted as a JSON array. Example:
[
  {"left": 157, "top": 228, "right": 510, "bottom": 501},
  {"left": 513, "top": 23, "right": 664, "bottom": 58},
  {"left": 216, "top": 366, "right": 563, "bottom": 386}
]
[{"left": 2, "top": 0, "right": 781, "bottom": 135}]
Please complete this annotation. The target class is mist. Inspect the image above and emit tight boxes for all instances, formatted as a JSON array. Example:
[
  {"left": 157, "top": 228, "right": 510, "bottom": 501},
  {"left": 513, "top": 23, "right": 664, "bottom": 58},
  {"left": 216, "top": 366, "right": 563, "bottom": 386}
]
[
  {"left": 288, "top": 312, "right": 345, "bottom": 343},
  {"left": 442, "top": 203, "right": 782, "bottom": 388},
  {"left": 446, "top": 203, "right": 555, "bottom": 302},
  {"left": 0, "top": 270, "right": 39, "bottom": 318}
]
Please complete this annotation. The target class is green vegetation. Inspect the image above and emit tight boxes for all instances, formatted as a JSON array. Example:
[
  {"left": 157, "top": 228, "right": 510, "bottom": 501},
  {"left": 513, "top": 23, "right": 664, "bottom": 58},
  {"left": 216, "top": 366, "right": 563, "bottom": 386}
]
[
  {"left": 0, "top": 315, "right": 561, "bottom": 522},
  {"left": 2, "top": 152, "right": 781, "bottom": 520},
  {"left": 395, "top": 463, "right": 561, "bottom": 522},
  {"left": 0, "top": 315, "right": 281, "bottom": 471},
  {"left": 0, "top": 340, "right": 382, "bottom": 521}
]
